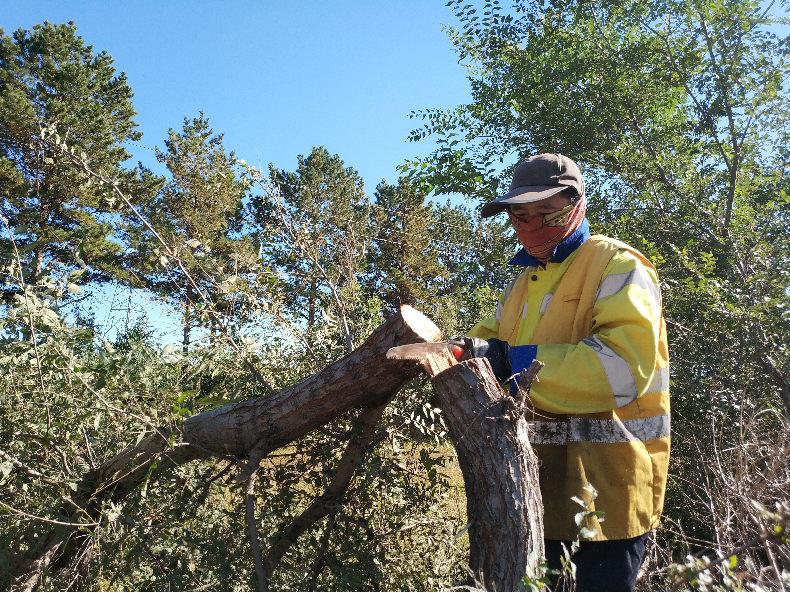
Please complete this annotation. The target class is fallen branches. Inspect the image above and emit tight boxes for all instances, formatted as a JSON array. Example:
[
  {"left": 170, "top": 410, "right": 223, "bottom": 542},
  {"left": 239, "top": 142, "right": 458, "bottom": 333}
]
[
  {"left": 11, "top": 306, "right": 441, "bottom": 590},
  {"left": 262, "top": 399, "right": 391, "bottom": 575}
]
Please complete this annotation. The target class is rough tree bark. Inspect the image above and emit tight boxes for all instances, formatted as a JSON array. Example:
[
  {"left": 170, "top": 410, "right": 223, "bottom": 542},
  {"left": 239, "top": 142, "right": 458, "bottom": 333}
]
[
  {"left": 425, "top": 350, "right": 544, "bottom": 592},
  {"left": 12, "top": 305, "right": 441, "bottom": 591}
]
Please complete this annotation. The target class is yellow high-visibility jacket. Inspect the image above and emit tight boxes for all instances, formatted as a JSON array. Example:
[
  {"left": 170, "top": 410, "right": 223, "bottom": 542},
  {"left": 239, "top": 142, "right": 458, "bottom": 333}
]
[{"left": 469, "top": 233, "right": 670, "bottom": 541}]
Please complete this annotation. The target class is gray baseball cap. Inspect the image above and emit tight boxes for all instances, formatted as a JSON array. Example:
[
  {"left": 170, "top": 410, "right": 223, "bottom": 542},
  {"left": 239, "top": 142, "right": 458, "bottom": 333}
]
[{"left": 481, "top": 153, "right": 584, "bottom": 218}]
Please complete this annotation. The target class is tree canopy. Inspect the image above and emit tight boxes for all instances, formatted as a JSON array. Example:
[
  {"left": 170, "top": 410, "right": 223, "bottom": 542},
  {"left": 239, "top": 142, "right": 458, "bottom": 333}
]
[{"left": 129, "top": 113, "right": 254, "bottom": 350}]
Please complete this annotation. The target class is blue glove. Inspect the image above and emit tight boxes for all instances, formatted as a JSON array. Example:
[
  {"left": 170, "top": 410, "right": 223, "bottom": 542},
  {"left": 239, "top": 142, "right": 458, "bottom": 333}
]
[
  {"left": 508, "top": 344, "right": 538, "bottom": 397},
  {"left": 448, "top": 336, "right": 511, "bottom": 383}
]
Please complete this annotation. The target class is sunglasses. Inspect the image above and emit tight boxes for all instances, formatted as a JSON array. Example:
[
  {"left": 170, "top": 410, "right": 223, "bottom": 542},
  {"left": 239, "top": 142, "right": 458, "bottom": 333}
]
[{"left": 506, "top": 201, "right": 578, "bottom": 227}]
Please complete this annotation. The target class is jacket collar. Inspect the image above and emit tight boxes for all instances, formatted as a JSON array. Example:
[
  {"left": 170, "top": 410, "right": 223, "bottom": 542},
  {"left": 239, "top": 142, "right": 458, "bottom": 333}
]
[{"left": 508, "top": 218, "right": 591, "bottom": 267}]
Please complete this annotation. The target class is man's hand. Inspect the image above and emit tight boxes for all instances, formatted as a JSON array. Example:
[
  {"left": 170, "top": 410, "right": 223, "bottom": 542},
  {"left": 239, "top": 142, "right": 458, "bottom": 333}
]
[{"left": 448, "top": 336, "right": 511, "bottom": 383}]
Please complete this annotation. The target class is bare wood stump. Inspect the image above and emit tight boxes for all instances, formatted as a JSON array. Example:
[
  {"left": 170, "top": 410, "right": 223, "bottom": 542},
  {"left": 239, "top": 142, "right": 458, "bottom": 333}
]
[{"left": 428, "top": 351, "right": 544, "bottom": 592}]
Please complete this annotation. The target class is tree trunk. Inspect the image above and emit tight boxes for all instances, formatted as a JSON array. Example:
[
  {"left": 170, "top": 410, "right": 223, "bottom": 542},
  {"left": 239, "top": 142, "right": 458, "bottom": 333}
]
[
  {"left": 760, "top": 355, "right": 790, "bottom": 419},
  {"left": 12, "top": 305, "right": 442, "bottom": 590},
  {"left": 32, "top": 246, "right": 43, "bottom": 285},
  {"left": 429, "top": 352, "right": 544, "bottom": 592},
  {"left": 308, "top": 274, "right": 317, "bottom": 331}
]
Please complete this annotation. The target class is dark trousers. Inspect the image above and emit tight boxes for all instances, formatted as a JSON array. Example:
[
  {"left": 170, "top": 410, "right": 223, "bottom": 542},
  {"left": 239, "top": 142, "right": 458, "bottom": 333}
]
[{"left": 544, "top": 532, "right": 649, "bottom": 592}]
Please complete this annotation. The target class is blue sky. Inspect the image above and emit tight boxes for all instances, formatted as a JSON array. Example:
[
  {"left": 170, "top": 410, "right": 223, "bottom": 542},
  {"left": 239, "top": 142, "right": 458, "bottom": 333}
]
[
  {"left": 3, "top": 1, "right": 474, "bottom": 340},
  {"left": 4, "top": 1, "right": 470, "bottom": 191}
]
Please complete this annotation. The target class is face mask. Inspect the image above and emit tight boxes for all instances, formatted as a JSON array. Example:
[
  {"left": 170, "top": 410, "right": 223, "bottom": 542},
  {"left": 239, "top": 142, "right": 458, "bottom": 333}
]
[{"left": 507, "top": 199, "right": 587, "bottom": 263}]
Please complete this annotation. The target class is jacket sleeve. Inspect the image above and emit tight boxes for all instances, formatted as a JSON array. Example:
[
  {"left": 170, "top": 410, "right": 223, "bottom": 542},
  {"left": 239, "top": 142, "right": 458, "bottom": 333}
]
[
  {"left": 521, "top": 250, "right": 663, "bottom": 415},
  {"left": 468, "top": 316, "right": 500, "bottom": 340}
]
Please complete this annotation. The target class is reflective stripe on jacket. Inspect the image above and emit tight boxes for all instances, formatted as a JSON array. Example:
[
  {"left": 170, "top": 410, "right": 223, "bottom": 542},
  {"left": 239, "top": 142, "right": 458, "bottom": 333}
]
[{"left": 469, "top": 235, "right": 670, "bottom": 541}]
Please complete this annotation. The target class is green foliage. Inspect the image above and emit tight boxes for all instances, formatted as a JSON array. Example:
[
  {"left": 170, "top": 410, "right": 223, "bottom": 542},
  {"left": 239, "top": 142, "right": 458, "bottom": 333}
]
[
  {"left": 3, "top": 131, "right": 495, "bottom": 588},
  {"left": 6, "top": 5, "right": 790, "bottom": 589},
  {"left": 0, "top": 269, "right": 184, "bottom": 589},
  {"left": 519, "top": 556, "right": 556, "bottom": 592},
  {"left": 153, "top": 113, "right": 247, "bottom": 244},
  {"left": 668, "top": 501, "right": 790, "bottom": 591},
  {"left": 366, "top": 177, "right": 449, "bottom": 310},
  {"left": 425, "top": 199, "right": 516, "bottom": 337},
  {"left": 253, "top": 147, "right": 372, "bottom": 341},
  {"left": 363, "top": 178, "right": 517, "bottom": 340},
  {"left": 0, "top": 258, "right": 469, "bottom": 590}
]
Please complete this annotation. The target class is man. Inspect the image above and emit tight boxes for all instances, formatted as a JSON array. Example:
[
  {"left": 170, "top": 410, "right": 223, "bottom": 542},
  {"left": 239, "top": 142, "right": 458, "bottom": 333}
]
[{"left": 451, "top": 153, "right": 670, "bottom": 592}]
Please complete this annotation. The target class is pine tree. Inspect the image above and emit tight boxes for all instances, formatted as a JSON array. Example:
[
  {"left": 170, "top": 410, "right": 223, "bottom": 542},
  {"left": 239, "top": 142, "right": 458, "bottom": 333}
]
[
  {"left": 365, "top": 178, "right": 447, "bottom": 312},
  {"left": 0, "top": 22, "right": 152, "bottom": 289},
  {"left": 427, "top": 200, "right": 517, "bottom": 335},
  {"left": 129, "top": 113, "right": 253, "bottom": 350},
  {"left": 254, "top": 147, "right": 371, "bottom": 347}
]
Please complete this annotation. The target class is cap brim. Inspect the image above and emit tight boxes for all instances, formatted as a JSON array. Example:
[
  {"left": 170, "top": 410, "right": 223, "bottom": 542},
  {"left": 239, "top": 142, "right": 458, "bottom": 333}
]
[{"left": 480, "top": 185, "right": 568, "bottom": 218}]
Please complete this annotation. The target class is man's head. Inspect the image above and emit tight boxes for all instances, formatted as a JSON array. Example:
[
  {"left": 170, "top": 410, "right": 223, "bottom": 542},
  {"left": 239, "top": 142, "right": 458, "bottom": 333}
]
[
  {"left": 481, "top": 153, "right": 585, "bottom": 219},
  {"left": 487, "top": 153, "right": 587, "bottom": 262}
]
